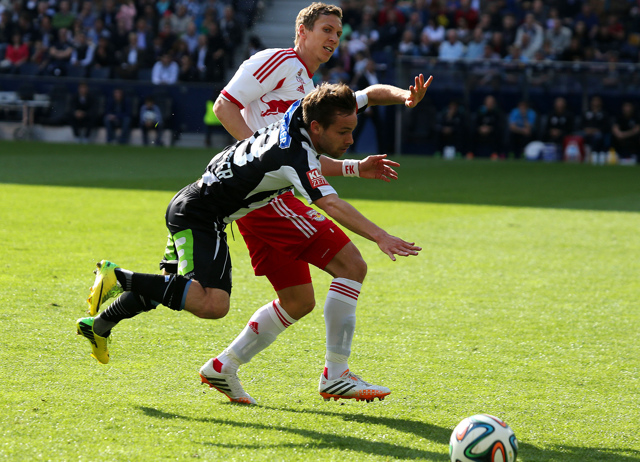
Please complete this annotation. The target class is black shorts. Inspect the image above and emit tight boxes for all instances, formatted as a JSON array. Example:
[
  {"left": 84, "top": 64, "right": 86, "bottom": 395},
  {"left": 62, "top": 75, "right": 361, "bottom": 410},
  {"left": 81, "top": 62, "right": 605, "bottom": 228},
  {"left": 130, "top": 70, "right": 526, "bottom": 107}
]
[{"left": 162, "top": 183, "right": 232, "bottom": 294}]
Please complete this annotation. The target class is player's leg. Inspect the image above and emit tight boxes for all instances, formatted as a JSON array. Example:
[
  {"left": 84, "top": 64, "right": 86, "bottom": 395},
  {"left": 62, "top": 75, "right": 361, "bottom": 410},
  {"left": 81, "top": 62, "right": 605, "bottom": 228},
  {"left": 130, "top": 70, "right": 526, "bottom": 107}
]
[
  {"left": 199, "top": 221, "right": 311, "bottom": 404},
  {"left": 78, "top": 187, "right": 232, "bottom": 363},
  {"left": 302, "top": 229, "right": 391, "bottom": 402}
]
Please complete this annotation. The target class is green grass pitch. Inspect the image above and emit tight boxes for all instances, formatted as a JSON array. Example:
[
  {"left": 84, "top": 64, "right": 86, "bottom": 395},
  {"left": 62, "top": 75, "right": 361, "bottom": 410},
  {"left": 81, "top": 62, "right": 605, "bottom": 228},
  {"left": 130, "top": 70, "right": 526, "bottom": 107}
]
[{"left": 0, "top": 140, "right": 638, "bottom": 461}]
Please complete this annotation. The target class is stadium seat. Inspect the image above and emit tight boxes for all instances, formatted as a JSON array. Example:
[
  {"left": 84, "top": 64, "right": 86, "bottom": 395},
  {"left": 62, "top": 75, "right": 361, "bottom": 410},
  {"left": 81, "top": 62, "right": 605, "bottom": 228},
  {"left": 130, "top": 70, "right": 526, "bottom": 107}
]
[{"left": 67, "top": 66, "right": 88, "bottom": 79}]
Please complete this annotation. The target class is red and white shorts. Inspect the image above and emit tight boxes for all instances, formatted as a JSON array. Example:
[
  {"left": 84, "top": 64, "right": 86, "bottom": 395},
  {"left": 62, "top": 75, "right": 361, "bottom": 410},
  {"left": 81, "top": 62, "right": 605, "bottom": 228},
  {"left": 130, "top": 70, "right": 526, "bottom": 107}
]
[{"left": 236, "top": 191, "right": 351, "bottom": 291}]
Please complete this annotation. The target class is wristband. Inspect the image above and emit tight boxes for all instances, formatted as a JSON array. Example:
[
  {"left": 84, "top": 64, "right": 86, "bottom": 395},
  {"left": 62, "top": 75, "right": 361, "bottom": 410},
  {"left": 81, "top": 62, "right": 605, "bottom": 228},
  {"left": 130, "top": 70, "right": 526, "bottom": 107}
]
[{"left": 342, "top": 159, "right": 360, "bottom": 177}]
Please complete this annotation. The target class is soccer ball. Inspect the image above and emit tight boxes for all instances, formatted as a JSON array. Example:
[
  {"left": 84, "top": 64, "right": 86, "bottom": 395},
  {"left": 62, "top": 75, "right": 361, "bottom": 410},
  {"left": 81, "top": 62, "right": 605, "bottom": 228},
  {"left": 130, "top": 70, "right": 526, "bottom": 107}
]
[{"left": 449, "top": 414, "right": 518, "bottom": 462}]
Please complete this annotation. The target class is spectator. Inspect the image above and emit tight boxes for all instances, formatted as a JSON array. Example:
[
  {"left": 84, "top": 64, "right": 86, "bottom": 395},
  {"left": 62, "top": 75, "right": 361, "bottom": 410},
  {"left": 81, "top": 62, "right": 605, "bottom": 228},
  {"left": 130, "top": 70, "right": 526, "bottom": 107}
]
[
  {"left": 422, "top": 18, "right": 445, "bottom": 45},
  {"left": 133, "top": 18, "right": 153, "bottom": 60},
  {"left": 435, "top": 100, "right": 467, "bottom": 156},
  {"left": 15, "top": 12, "right": 36, "bottom": 46},
  {"left": 178, "top": 53, "right": 198, "bottom": 82},
  {"left": 581, "top": 95, "right": 611, "bottom": 154},
  {"left": 474, "top": 94, "right": 503, "bottom": 157},
  {"left": 545, "top": 18, "right": 572, "bottom": 57},
  {"left": 515, "top": 13, "right": 544, "bottom": 59},
  {"left": 439, "top": 28, "right": 465, "bottom": 61},
  {"left": 531, "top": 0, "right": 550, "bottom": 27},
  {"left": 193, "top": 33, "right": 209, "bottom": 80},
  {"left": 88, "top": 17, "right": 112, "bottom": 45},
  {"left": 404, "top": 11, "right": 424, "bottom": 41},
  {"left": 77, "top": 0, "right": 96, "bottom": 31},
  {"left": 398, "top": 29, "right": 418, "bottom": 56},
  {"left": 560, "top": 37, "right": 584, "bottom": 62},
  {"left": 100, "top": 0, "right": 118, "bottom": 32},
  {"left": 417, "top": 31, "right": 437, "bottom": 57},
  {"left": 47, "top": 27, "right": 73, "bottom": 76},
  {"left": 454, "top": 0, "right": 479, "bottom": 30},
  {"left": 377, "top": 0, "right": 406, "bottom": 27},
  {"left": 116, "top": 0, "right": 136, "bottom": 32},
  {"left": 35, "top": 14, "right": 56, "bottom": 49},
  {"left": 508, "top": 100, "right": 537, "bottom": 157},
  {"left": 0, "top": 32, "right": 29, "bottom": 73},
  {"left": 612, "top": 102, "right": 640, "bottom": 160},
  {"left": 170, "top": 4, "right": 193, "bottom": 35},
  {"left": 70, "top": 31, "right": 95, "bottom": 71},
  {"left": 0, "top": 11, "right": 14, "bottom": 54},
  {"left": 92, "top": 36, "right": 115, "bottom": 72},
  {"left": 574, "top": 3, "right": 599, "bottom": 34},
  {"left": 350, "top": 10, "right": 380, "bottom": 53},
  {"left": 350, "top": 58, "right": 387, "bottom": 153},
  {"left": 465, "top": 27, "right": 486, "bottom": 60},
  {"left": 545, "top": 97, "right": 574, "bottom": 149},
  {"left": 158, "top": 18, "right": 178, "bottom": 53},
  {"left": 378, "top": 8, "right": 404, "bottom": 50},
  {"left": 151, "top": 51, "right": 178, "bottom": 85},
  {"left": 501, "top": 14, "right": 518, "bottom": 47},
  {"left": 205, "top": 21, "right": 226, "bottom": 82},
  {"left": 70, "top": 81, "right": 96, "bottom": 143},
  {"left": 111, "top": 19, "right": 132, "bottom": 53},
  {"left": 504, "top": 44, "right": 529, "bottom": 63},
  {"left": 115, "top": 31, "right": 142, "bottom": 79},
  {"left": 245, "top": 34, "right": 264, "bottom": 59},
  {"left": 52, "top": 0, "right": 76, "bottom": 30},
  {"left": 219, "top": 5, "right": 242, "bottom": 66},
  {"left": 181, "top": 21, "right": 199, "bottom": 54},
  {"left": 103, "top": 87, "right": 132, "bottom": 144},
  {"left": 139, "top": 95, "right": 164, "bottom": 146}
]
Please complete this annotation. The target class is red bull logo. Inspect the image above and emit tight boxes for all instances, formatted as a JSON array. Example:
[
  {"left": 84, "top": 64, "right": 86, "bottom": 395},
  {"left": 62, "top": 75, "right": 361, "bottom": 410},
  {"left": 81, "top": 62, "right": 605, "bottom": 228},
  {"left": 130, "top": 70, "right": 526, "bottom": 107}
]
[{"left": 261, "top": 97, "right": 297, "bottom": 117}]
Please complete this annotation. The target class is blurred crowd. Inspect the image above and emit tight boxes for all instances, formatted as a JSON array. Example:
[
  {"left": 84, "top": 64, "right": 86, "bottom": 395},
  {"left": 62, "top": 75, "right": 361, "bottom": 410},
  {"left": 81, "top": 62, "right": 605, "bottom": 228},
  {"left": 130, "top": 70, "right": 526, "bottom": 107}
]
[
  {"left": 0, "top": 0, "right": 258, "bottom": 82},
  {"left": 319, "top": 0, "right": 640, "bottom": 85}
]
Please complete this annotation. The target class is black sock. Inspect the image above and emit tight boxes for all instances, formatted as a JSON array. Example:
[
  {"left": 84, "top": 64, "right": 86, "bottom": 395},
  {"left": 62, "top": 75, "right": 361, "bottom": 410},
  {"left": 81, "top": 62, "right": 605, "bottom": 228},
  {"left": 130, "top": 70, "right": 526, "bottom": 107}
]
[
  {"left": 114, "top": 270, "right": 191, "bottom": 311},
  {"left": 94, "top": 292, "right": 159, "bottom": 336}
]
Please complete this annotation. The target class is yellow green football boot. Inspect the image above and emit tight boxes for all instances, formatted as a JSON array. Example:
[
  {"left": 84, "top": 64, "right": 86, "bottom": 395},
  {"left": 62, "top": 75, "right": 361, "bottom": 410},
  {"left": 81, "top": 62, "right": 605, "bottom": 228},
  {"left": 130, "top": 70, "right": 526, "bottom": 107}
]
[
  {"left": 87, "top": 260, "right": 123, "bottom": 316},
  {"left": 76, "top": 317, "right": 110, "bottom": 364}
]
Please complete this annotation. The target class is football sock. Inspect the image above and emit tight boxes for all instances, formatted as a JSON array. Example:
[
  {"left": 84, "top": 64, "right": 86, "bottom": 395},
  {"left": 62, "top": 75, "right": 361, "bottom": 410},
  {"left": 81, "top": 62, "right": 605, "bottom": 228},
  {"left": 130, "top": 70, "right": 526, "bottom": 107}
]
[
  {"left": 93, "top": 292, "right": 159, "bottom": 336},
  {"left": 324, "top": 278, "right": 361, "bottom": 380},
  {"left": 220, "top": 300, "right": 296, "bottom": 371},
  {"left": 114, "top": 269, "right": 191, "bottom": 311}
]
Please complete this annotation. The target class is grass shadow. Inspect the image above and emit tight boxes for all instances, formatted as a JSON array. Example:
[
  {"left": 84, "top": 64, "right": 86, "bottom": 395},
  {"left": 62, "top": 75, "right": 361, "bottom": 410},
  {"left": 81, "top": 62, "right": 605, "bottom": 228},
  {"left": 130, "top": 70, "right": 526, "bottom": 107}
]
[{"left": 137, "top": 405, "right": 640, "bottom": 461}]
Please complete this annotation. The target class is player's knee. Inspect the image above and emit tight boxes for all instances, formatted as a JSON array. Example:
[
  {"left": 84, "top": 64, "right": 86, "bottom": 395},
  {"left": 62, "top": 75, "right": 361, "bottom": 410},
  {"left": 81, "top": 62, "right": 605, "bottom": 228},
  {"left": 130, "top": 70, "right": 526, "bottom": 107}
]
[
  {"left": 279, "top": 297, "right": 316, "bottom": 319},
  {"left": 197, "top": 298, "right": 230, "bottom": 319},
  {"left": 348, "top": 255, "right": 367, "bottom": 282}
]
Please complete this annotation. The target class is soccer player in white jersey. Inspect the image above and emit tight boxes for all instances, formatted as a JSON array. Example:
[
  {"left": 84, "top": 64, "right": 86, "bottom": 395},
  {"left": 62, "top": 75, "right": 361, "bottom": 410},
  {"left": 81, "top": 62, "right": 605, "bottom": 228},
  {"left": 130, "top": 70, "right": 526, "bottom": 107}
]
[
  {"left": 78, "top": 84, "right": 420, "bottom": 406},
  {"left": 202, "top": 2, "right": 432, "bottom": 403}
]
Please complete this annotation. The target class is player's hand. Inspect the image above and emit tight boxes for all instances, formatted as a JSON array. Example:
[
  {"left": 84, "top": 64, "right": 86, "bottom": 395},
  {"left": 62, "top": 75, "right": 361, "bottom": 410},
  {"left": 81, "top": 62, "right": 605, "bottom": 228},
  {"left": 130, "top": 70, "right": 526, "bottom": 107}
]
[
  {"left": 358, "top": 154, "right": 400, "bottom": 182},
  {"left": 405, "top": 74, "right": 433, "bottom": 108},
  {"left": 377, "top": 233, "right": 421, "bottom": 261}
]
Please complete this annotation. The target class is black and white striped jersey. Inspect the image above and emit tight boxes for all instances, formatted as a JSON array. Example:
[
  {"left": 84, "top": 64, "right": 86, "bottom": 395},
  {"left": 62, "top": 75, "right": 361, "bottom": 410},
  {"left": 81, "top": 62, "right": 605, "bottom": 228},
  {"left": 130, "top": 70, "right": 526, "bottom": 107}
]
[{"left": 200, "top": 100, "right": 337, "bottom": 224}]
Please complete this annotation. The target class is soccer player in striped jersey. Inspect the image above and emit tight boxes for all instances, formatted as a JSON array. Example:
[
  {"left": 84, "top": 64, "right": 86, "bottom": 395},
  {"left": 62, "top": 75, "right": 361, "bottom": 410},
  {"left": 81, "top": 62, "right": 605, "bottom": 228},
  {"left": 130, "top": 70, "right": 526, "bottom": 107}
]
[
  {"left": 200, "top": 3, "right": 432, "bottom": 403},
  {"left": 78, "top": 84, "right": 420, "bottom": 405}
]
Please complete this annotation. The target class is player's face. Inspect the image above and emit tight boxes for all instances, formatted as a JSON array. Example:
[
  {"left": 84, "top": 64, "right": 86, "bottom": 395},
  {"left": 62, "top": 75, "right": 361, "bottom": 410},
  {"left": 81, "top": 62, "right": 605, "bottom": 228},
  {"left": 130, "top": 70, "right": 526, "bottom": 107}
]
[
  {"left": 302, "top": 15, "right": 342, "bottom": 64},
  {"left": 312, "top": 111, "right": 357, "bottom": 159}
]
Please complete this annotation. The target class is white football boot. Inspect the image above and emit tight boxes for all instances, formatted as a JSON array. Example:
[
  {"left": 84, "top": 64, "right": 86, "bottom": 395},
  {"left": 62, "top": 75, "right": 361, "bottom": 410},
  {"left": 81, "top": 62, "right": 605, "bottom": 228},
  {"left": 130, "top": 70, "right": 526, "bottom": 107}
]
[
  {"left": 199, "top": 359, "right": 256, "bottom": 405},
  {"left": 319, "top": 369, "right": 391, "bottom": 402}
]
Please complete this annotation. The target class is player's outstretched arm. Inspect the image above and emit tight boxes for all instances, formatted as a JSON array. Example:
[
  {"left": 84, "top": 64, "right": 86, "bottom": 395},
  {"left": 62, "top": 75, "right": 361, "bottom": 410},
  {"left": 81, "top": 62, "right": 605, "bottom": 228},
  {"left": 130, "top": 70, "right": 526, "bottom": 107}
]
[
  {"left": 314, "top": 194, "right": 421, "bottom": 261},
  {"left": 364, "top": 74, "right": 433, "bottom": 109}
]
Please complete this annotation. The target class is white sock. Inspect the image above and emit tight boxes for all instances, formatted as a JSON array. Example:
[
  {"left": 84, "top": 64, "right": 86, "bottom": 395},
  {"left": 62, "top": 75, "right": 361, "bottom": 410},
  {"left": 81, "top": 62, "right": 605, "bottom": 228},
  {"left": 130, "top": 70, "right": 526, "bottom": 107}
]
[
  {"left": 324, "top": 278, "right": 361, "bottom": 380},
  {"left": 217, "top": 300, "right": 296, "bottom": 373}
]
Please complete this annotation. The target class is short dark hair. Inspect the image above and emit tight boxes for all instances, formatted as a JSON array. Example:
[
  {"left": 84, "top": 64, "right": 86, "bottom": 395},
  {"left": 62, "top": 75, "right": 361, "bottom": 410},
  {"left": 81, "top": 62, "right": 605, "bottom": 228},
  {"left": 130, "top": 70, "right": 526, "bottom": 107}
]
[{"left": 301, "top": 82, "right": 356, "bottom": 129}]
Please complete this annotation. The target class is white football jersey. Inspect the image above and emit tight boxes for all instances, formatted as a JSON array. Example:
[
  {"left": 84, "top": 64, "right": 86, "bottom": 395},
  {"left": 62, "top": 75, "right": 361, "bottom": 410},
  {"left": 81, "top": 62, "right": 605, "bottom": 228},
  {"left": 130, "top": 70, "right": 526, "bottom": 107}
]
[
  {"left": 221, "top": 48, "right": 316, "bottom": 132},
  {"left": 221, "top": 47, "right": 369, "bottom": 133}
]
